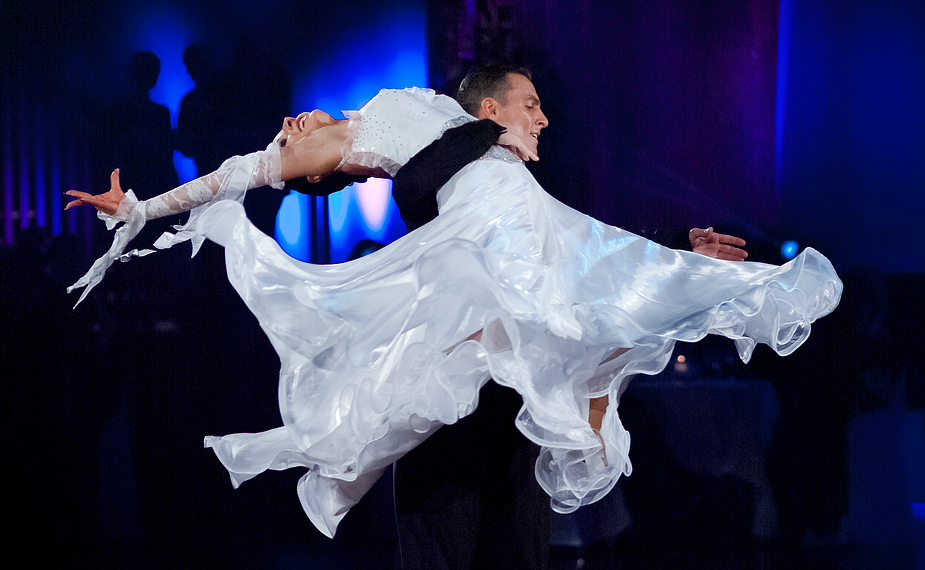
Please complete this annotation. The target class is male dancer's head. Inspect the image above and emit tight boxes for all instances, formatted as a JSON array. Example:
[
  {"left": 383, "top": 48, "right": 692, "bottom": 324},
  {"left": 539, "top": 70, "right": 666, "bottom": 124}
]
[{"left": 457, "top": 65, "right": 548, "bottom": 157}]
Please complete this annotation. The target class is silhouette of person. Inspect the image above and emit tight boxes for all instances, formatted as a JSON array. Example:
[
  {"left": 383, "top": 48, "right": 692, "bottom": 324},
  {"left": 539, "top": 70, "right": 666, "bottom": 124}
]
[
  {"left": 177, "top": 43, "right": 220, "bottom": 177},
  {"left": 209, "top": 37, "right": 291, "bottom": 235},
  {"left": 98, "top": 51, "right": 178, "bottom": 199}
]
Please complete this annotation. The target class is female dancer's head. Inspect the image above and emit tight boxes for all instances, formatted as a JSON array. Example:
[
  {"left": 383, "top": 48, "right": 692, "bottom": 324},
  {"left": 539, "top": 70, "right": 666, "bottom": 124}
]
[{"left": 275, "top": 110, "right": 338, "bottom": 148}]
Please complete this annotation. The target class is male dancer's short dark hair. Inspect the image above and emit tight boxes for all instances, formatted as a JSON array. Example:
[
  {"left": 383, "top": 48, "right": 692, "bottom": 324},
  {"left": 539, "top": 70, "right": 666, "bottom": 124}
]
[{"left": 456, "top": 64, "right": 532, "bottom": 116}]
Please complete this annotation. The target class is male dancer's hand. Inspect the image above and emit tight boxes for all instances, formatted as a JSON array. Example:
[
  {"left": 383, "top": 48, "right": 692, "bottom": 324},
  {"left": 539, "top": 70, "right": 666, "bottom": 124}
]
[
  {"left": 65, "top": 169, "right": 126, "bottom": 216},
  {"left": 689, "top": 227, "right": 748, "bottom": 261}
]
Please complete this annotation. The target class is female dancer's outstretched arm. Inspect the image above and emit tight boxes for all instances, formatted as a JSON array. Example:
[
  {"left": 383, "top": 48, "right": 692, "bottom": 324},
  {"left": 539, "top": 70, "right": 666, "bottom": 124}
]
[
  {"left": 65, "top": 108, "right": 536, "bottom": 224},
  {"left": 65, "top": 112, "right": 357, "bottom": 220},
  {"left": 63, "top": 112, "right": 364, "bottom": 305},
  {"left": 64, "top": 105, "right": 539, "bottom": 305}
]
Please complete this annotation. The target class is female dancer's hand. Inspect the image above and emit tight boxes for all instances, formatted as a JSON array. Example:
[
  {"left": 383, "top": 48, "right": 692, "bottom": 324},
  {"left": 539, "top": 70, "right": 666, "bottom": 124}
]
[
  {"left": 498, "top": 129, "right": 539, "bottom": 162},
  {"left": 65, "top": 169, "right": 126, "bottom": 216}
]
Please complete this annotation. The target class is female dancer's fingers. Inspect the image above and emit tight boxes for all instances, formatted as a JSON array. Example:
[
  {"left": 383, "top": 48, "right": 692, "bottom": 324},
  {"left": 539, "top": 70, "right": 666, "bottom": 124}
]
[
  {"left": 63, "top": 198, "right": 84, "bottom": 211},
  {"left": 110, "top": 168, "right": 123, "bottom": 192},
  {"left": 64, "top": 169, "right": 125, "bottom": 215},
  {"left": 64, "top": 191, "right": 91, "bottom": 210}
]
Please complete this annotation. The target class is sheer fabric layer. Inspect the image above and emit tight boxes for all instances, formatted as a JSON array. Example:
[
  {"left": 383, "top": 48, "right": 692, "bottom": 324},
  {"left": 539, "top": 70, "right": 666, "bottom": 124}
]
[
  {"left": 200, "top": 90, "right": 841, "bottom": 537},
  {"left": 68, "top": 145, "right": 283, "bottom": 304}
]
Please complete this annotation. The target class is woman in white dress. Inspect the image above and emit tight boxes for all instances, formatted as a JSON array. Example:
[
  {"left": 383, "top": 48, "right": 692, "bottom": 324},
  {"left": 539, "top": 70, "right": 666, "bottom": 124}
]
[{"left": 66, "top": 77, "right": 841, "bottom": 538}]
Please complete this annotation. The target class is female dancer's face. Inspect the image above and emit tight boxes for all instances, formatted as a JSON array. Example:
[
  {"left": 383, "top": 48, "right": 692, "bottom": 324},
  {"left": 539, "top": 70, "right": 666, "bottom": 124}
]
[
  {"left": 275, "top": 110, "right": 337, "bottom": 148},
  {"left": 488, "top": 73, "right": 549, "bottom": 157}
]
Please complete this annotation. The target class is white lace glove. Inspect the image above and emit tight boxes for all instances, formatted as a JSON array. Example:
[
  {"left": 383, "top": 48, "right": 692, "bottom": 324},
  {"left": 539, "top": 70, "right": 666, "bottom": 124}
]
[{"left": 68, "top": 144, "right": 284, "bottom": 306}]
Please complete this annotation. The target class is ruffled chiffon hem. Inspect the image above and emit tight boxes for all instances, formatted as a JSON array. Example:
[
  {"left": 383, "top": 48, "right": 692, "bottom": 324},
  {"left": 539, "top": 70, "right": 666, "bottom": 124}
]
[
  {"left": 67, "top": 86, "right": 841, "bottom": 538},
  {"left": 197, "top": 87, "right": 841, "bottom": 537},
  {"left": 198, "top": 170, "right": 841, "bottom": 535}
]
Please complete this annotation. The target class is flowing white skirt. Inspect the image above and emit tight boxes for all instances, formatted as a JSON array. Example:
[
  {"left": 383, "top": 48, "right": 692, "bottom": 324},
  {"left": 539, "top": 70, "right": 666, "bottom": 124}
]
[{"left": 200, "top": 153, "right": 842, "bottom": 537}]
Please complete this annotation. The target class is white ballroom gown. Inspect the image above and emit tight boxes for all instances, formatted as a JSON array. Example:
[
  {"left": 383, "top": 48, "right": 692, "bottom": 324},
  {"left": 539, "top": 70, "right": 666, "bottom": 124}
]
[{"left": 78, "top": 87, "right": 844, "bottom": 538}]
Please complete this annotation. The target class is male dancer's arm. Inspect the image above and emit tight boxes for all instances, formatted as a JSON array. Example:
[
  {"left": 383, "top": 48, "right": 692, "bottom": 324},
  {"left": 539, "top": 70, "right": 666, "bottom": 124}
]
[
  {"left": 386, "top": 118, "right": 747, "bottom": 259},
  {"left": 392, "top": 119, "right": 504, "bottom": 231}
]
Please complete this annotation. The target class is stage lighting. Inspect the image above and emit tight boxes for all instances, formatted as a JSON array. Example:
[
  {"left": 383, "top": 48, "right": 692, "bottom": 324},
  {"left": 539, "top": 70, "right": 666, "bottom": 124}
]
[
  {"left": 276, "top": 191, "right": 310, "bottom": 260},
  {"left": 781, "top": 240, "right": 798, "bottom": 260}
]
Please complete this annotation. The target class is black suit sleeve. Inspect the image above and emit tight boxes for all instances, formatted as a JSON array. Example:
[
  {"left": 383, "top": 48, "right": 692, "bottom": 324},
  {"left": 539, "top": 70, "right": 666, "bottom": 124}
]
[
  {"left": 633, "top": 226, "right": 690, "bottom": 250},
  {"left": 392, "top": 119, "right": 504, "bottom": 232}
]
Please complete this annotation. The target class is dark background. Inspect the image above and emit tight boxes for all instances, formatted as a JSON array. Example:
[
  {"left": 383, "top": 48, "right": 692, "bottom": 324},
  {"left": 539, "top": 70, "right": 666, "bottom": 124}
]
[{"left": 2, "top": 0, "right": 923, "bottom": 568}]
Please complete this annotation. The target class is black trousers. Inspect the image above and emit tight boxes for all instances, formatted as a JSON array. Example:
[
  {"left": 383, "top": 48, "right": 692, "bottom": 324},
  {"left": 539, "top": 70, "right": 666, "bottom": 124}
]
[{"left": 393, "top": 381, "right": 550, "bottom": 570}]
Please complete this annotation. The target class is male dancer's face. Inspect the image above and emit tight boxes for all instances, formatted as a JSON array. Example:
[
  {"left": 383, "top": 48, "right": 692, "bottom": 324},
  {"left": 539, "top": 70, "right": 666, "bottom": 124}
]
[{"left": 478, "top": 73, "right": 548, "bottom": 157}]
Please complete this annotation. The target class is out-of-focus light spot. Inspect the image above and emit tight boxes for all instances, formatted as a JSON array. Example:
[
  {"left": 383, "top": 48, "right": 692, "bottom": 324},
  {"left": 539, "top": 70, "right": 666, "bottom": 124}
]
[
  {"left": 912, "top": 503, "right": 925, "bottom": 520},
  {"left": 51, "top": 138, "right": 62, "bottom": 236},
  {"left": 775, "top": 0, "right": 793, "bottom": 193},
  {"left": 34, "top": 128, "right": 46, "bottom": 228},
  {"left": 355, "top": 178, "right": 392, "bottom": 232},
  {"left": 329, "top": 190, "right": 350, "bottom": 235},
  {"left": 781, "top": 240, "right": 799, "bottom": 260},
  {"left": 276, "top": 191, "right": 309, "bottom": 260},
  {"left": 674, "top": 354, "right": 689, "bottom": 374},
  {"left": 173, "top": 151, "right": 197, "bottom": 184}
]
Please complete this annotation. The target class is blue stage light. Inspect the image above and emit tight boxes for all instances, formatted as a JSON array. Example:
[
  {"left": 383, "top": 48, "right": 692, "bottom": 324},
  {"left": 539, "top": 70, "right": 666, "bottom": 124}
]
[
  {"left": 117, "top": 1, "right": 425, "bottom": 262},
  {"left": 279, "top": 4, "right": 426, "bottom": 263},
  {"left": 913, "top": 502, "right": 925, "bottom": 520},
  {"left": 125, "top": 5, "right": 199, "bottom": 183},
  {"left": 276, "top": 191, "right": 309, "bottom": 259},
  {"left": 781, "top": 240, "right": 799, "bottom": 260}
]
